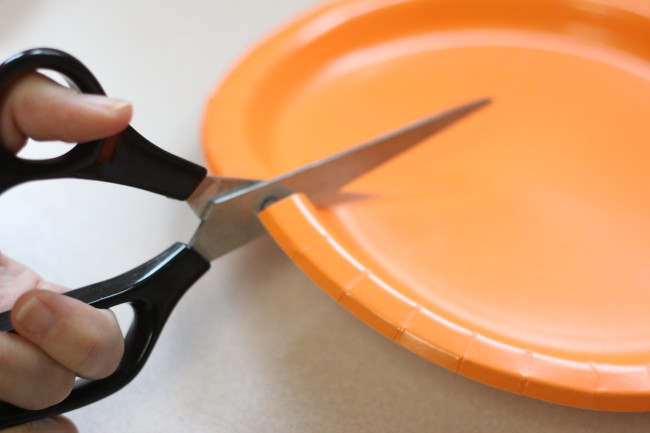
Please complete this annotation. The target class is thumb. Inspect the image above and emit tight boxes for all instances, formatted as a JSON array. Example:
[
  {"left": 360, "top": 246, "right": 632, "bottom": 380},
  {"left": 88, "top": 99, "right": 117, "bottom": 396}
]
[
  {"left": 2, "top": 416, "right": 78, "bottom": 433},
  {"left": 0, "top": 72, "right": 132, "bottom": 153}
]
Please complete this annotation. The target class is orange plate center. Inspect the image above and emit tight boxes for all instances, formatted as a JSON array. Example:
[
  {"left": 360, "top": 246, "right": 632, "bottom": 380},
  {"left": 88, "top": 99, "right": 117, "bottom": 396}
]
[{"left": 204, "top": 0, "right": 650, "bottom": 409}]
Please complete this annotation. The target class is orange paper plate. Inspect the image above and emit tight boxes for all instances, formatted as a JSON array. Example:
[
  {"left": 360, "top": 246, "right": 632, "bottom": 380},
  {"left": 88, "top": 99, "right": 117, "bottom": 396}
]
[{"left": 203, "top": 0, "right": 650, "bottom": 411}]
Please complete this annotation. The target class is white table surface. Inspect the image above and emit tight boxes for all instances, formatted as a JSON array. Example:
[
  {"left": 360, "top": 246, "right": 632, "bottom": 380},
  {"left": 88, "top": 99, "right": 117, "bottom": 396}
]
[{"left": 1, "top": 1, "right": 650, "bottom": 432}]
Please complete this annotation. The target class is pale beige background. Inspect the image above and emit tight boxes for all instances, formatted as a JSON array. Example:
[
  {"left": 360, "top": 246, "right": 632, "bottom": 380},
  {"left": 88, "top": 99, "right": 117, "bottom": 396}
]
[{"left": 1, "top": 0, "right": 649, "bottom": 431}]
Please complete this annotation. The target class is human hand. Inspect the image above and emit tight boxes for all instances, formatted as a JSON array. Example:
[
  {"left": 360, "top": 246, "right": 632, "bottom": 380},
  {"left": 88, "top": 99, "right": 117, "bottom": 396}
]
[{"left": 0, "top": 72, "right": 131, "bottom": 432}]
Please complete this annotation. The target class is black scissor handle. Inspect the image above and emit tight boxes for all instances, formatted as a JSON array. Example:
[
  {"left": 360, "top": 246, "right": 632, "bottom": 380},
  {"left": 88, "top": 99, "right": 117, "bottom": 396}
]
[
  {"left": 0, "top": 48, "right": 206, "bottom": 199},
  {"left": 0, "top": 243, "right": 210, "bottom": 429}
]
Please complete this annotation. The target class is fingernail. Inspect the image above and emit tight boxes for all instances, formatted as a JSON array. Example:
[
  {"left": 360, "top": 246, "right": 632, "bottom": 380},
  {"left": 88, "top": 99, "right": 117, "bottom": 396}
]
[
  {"left": 15, "top": 295, "right": 56, "bottom": 335},
  {"left": 80, "top": 94, "right": 132, "bottom": 112}
]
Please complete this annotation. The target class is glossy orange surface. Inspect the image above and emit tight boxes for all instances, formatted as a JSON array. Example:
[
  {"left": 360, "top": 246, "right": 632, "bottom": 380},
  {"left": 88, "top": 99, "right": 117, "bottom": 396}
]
[{"left": 203, "top": 0, "right": 650, "bottom": 410}]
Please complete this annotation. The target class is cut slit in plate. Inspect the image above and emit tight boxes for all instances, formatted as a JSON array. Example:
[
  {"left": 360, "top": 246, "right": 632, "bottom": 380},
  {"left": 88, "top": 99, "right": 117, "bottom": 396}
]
[{"left": 202, "top": 0, "right": 650, "bottom": 411}]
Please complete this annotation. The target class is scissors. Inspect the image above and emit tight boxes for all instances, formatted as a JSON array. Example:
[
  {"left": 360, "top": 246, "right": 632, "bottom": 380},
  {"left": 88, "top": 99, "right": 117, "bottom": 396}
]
[{"left": 0, "top": 48, "right": 488, "bottom": 428}]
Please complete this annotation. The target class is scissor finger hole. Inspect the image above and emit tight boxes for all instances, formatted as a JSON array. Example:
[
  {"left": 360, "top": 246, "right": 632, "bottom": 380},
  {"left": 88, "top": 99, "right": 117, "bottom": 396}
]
[
  {"left": 6, "top": 70, "right": 83, "bottom": 161},
  {"left": 17, "top": 138, "right": 77, "bottom": 160},
  {"left": 111, "top": 303, "right": 135, "bottom": 337}
]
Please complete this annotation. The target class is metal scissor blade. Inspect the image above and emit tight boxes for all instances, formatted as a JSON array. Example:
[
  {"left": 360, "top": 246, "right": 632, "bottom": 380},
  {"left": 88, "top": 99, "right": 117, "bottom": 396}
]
[
  {"left": 187, "top": 176, "right": 260, "bottom": 216},
  {"left": 273, "top": 97, "right": 490, "bottom": 205},
  {"left": 190, "top": 98, "right": 490, "bottom": 261}
]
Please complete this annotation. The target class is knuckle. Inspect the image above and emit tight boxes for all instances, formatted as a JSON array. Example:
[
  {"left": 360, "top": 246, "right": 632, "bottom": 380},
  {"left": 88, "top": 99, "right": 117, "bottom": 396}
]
[
  {"left": 31, "top": 371, "right": 75, "bottom": 410},
  {"left": 0, "top": 333, "right": 76, "bottom": 411},
  {"left": 21, "top": 365, "right": 75, "bottom": 411},
  {"left": 71, "top": 310, "right": 123, "bottom": 379},
  {"left": 72, "top": 333, "right": 101, "bottom": 374}
]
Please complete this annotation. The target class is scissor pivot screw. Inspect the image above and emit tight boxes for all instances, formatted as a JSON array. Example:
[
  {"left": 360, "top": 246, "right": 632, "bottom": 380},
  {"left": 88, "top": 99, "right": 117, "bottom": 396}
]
[{"left": 260, "top": 197, "right": 278, "bottom": 210}]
